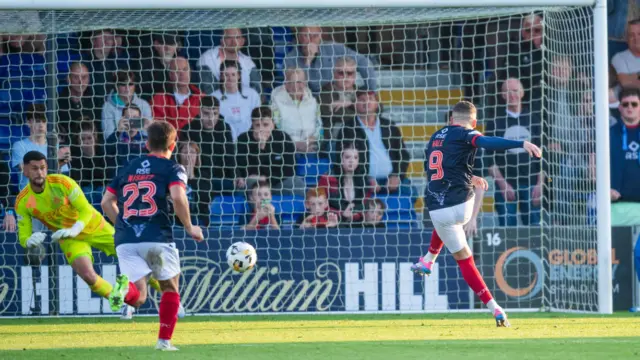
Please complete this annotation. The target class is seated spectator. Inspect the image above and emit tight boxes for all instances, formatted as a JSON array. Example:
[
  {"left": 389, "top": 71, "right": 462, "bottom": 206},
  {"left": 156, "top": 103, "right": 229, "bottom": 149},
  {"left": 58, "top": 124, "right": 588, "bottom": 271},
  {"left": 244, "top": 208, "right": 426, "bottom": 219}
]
[
  {"left": 359, "top": 198, "right": 386, "bottom": 228},
  {"left": 211, "top": 60, "right": 261, "bottom": 141},
  {"left": 176, "top": 141, "right": 210, "bottom": 225},
  {"left": 137, "top": 33, "right": 180, "bottom": 101},
  {"left": 241, "top": 180, "right": 280, "bottom": 230},
  {"left": 180, "top": 96, "right": 236, "bottom": 196},
  {"left": 105, "top": 104, "right": 149, "bottom": 169},
  {"left": 610, "top": 87, "right": 640, "bottom": 226},
  {"left": 611, "top": 19, "right": 640, "bottom": 89},
  {"left": 197, "top": 28, "right": 261, "bottom": 94},
  {"left": 102, "top": 71, "right": 152, "bottom": 140},
  {"left": 318, "top": 143, "right": 372, "bottom": 224},
  {"left": 486, "top": 78, "right": 542, "bottom": 226},
  {"left": 58, "top": 62, "right": 104, "bottom": 144},
  {"left": 284, "top": 26, "right": 377, "bottom": 95},
  {"left": 0, "top": 11, "right": 45, "bottom": 55},
  {"left": 11, "top": 104, "right": 70, "bottom": 190},
  {"left": 497, "top": 14, "right": 543, "bottom": 107},
  {"left": 69, "top": 121, "right": 111, "bottom": 207},
  {"left": 82, "top": 29, "right": 130, "bottom": 98},
  {"left": 235, "top": 106, "right": 305, "bottom": 197},
  {"left": 318, "top": 56, "right": 358, "bottom": 144},
  {"left": 338, "top": 89, "right": 413, "bottom": 197},
  {"left": 297, "top": 188, "right": 339, "bottom": 229},
  {"left": 271, "top": 67, "right": 321, "bottom": 154},
  {"left": 151, "top": 56, "right": 203, "bottom": 131},
  {"left": 1, "top": 34, "right": 45, "bottom": 55}
]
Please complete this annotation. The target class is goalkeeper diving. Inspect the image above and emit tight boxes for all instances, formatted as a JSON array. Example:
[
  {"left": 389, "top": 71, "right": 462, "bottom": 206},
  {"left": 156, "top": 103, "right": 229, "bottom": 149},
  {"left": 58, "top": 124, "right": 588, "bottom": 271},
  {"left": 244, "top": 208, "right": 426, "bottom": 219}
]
[{"left": 15, "top": 151, "right": 182, "bottom": 317}]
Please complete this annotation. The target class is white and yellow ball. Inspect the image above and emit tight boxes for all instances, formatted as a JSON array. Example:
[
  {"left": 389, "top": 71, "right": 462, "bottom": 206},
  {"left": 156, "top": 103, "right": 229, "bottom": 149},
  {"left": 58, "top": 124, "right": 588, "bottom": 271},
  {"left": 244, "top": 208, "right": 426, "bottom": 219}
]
[{"left": 226, "top": 242, "right": 257, "bottom": 273}]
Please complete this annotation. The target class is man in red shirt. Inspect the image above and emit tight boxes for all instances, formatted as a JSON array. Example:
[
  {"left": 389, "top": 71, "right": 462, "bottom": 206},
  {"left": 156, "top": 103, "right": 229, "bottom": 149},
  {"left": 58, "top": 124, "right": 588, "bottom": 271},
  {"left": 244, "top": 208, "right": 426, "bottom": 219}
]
[{"left": 151, "top": 56, "right": 202, "bottom": 131}]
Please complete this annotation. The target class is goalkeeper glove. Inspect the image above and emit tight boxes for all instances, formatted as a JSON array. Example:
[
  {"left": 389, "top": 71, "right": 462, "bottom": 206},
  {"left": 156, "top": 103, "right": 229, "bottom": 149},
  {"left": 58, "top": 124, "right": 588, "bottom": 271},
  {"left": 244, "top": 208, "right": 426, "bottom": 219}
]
[
  {"left": 51, "top": 221, "right": 86, "bottom": 242},
  {"left": 26, "top": 232, "right": 47, "bottom": 248}
]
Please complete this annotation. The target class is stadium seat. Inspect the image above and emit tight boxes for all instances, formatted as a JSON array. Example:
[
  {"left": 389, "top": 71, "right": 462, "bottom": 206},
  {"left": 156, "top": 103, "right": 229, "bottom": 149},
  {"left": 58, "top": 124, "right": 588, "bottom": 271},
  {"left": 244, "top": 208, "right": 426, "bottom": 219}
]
[
  {"left": 377, "top": 194, "right": 414, "bottom": 213},
  {"left": 296, "top": 154, "right": 331, "bottom": 186},
  {"left": 183, "top": 30, "right": 222, "bottom": 61},
  {"left": 271, "top": 195, "right": 305, "bottom": 223},
  {"left": 56, "top": 50, "right": 82, "bottom": 76},
  {"left": 3, "top": 79, "right": 46, "bottom": 113},
  {"left": 209, "top": 195, "right": 246, "bottom": 225},
  {"left": 0, "top": 53, "right": 47, "bottom": 80}
]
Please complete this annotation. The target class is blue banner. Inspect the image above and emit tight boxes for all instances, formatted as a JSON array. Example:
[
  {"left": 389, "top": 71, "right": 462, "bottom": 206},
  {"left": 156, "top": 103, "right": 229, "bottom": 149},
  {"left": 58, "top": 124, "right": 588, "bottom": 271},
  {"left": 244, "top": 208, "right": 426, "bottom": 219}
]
[{"left": 0, "top": 229, "right": 470, "bottom": 316}]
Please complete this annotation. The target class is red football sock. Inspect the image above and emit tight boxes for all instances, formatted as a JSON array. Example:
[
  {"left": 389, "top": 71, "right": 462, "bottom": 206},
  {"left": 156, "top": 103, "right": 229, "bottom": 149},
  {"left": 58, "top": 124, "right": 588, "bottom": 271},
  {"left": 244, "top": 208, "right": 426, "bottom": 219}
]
[
  {"left": 428, "top": 230, "right": 444, "bottom": 255},
  {"left": 124, "top": 282, "right": 140, "bottom": 306},
  {"left": 158, "top": 292, "right": 180, "bottom": 340},
  {"left": 457, "top": 256, "right": 493, "bottom": 305}
]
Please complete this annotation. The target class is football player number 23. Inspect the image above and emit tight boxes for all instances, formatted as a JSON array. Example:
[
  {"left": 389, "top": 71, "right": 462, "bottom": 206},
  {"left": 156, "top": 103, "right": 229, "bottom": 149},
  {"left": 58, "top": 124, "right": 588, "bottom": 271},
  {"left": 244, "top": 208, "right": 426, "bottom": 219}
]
[
  {"left": 428, "top": 150, "right": 444, "bottom": 180},
  {"left": 123, "top": 181, "right": 158, "bottom": 219}
]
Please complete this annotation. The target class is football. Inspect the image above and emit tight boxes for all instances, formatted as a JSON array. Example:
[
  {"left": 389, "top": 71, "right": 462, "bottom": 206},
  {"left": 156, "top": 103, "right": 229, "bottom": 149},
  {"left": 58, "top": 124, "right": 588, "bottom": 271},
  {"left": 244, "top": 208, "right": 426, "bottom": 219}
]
[{"left": 226, "top": 242, "right": 257, "bottom": 273}]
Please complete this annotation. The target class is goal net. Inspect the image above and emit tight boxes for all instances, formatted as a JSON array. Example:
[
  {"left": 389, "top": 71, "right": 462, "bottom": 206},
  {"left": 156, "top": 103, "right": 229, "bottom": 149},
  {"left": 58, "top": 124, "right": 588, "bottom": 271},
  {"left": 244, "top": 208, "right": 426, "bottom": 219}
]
[{"left": 0, "top": 3, "right": 604, "bottom": 317}]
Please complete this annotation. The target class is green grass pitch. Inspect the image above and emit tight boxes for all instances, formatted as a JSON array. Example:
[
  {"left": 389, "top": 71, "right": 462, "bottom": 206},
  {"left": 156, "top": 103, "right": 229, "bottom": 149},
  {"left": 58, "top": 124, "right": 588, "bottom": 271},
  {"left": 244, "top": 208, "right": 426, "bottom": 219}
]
[{"left": 0, "top": 312, "right": 638, "bottom": 359}]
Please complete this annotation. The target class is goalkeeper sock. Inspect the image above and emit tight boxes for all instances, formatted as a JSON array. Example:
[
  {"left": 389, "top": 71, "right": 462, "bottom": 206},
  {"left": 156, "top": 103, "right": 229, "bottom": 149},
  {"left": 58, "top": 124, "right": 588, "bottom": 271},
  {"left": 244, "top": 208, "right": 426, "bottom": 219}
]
[
  {"left": 456, "top": 256, "right": 494, "bottom": 305},
  {"left": 158, "top": 292, "right": 180, "bottom": 340},
  {"left": 89, "top": 276, "right": 113, "bottom": 299},
  {"left": 423, "top": 230, "right": 443, "bottom": 263},
  {"left": 124, "top": 282, "right": 140, "bottom": 306},
  {"left": 149, "top": 278, "right": 162, "bottom": 293}
]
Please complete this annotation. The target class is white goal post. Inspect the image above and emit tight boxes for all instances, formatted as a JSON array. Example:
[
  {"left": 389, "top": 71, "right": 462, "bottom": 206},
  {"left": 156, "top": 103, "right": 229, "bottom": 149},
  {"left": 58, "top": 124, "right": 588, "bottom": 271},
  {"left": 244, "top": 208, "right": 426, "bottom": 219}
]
[{"left": 0, "top": 0, "right": 611, "bottom": 316}]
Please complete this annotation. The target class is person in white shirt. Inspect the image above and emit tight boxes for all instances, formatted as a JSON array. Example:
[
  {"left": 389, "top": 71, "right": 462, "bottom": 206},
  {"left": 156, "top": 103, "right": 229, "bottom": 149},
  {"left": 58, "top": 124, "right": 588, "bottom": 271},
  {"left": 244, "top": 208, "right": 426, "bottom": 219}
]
[
  {"left": 197, "top": 28, "right": 261, "bottom": 94},
  {"left": 270, "top": 67, "right": 322, "bottom": 153},
  {"left": 210, "top": 60, "right": 261, "bottom": 142},
  {"left": 611, "top": 19, "right": 640, "bottom": 89}
]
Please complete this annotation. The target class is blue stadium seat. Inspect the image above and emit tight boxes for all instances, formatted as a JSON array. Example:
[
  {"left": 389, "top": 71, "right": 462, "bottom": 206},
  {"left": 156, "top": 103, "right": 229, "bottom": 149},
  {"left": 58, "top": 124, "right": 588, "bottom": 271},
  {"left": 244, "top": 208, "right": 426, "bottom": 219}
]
[
  {"left": 56, "top": 33, "right": 81, "bottom": 51},
  {"left": 0, "top": 53, "right": 46, "bottom": 80},
  {"left": 0, "top": 123, "right": 29, "bottom": 151},
  {"left": 271, "top": 195, "right": 305, "bottom": 223},
  {"left": 209, "top": 195, "right": 246, "bottom": 225},
  {"left": 3, "top": 79, "right": 46, "bottom": 112},
  {"left": 56, "top": 50, "right": 82, "bottom": 76},
  {"left": 377, "top": 194, "right": 414, "bottom": 213},
  {"left": 296, "top": 154, "right": 331, "bottom": 186},
  {"left": 183, "top": 30, "right": 222, "bottom": 61}
]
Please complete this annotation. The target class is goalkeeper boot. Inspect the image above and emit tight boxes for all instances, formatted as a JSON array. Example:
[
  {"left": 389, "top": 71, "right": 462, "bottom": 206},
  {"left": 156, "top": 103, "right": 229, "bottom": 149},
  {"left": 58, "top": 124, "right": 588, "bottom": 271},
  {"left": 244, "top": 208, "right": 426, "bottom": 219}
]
[
  {"left": 493, "top": 307, "right": 510, "bottom": 328},
  {"left": 109, "top": 274, "right": 130, "bottom": 312},
  {"left": 410, "top": 257, "right": 433, "bottom": 276},
  {"left": 155, "top": 339, "right": 179, "bottom": 351}
]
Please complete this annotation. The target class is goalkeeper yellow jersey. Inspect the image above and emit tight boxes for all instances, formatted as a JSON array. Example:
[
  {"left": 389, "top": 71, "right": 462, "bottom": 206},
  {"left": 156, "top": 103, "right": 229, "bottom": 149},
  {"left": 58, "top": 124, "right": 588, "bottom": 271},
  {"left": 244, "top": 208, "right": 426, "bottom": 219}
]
[{"left": 15, "top": 174, "right": 114, "bottom": 248}]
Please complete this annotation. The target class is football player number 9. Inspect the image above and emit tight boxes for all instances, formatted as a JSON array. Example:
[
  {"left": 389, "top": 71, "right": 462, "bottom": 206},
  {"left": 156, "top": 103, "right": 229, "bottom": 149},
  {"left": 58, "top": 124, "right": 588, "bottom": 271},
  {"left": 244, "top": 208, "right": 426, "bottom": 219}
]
[{"left": 428, "top": 150, "right": 444, "bottom": 181}]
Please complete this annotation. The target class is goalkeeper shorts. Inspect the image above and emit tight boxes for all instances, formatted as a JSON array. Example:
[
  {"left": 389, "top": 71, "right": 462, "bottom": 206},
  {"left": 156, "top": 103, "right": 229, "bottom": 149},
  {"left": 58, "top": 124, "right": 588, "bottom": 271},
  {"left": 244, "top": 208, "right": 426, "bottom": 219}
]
[{"left": 59, "top": 233, "right": 116, "bottom": 264}]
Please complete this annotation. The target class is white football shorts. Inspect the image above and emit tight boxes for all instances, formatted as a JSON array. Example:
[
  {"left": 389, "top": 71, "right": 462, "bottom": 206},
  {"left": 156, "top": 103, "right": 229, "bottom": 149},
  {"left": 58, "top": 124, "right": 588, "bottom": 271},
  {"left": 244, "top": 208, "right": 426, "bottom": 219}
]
[
  {"left": 116, "top": 242, "right": 180, "bottom": 282},
  {"left": 428, "top": 197, "right": 474, "bottom": 253}
]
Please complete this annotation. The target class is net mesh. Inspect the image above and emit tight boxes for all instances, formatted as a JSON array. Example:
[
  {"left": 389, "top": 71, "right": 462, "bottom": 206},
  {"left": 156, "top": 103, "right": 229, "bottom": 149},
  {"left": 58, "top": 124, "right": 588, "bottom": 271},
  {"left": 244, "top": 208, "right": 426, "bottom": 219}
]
[{"left": 0, "top": 6, "right": 599, "bottom": 316}]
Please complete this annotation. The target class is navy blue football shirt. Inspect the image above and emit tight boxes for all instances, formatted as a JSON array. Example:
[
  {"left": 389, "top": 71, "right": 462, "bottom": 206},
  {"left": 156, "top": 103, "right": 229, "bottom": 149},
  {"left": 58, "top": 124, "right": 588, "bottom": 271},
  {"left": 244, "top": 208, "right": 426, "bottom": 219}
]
[
  {"left": 424, "top": 125, "right": 482, "bottom": 211},
  {"left": 107, "top": 155, "right": 188, "bottom": 246}
]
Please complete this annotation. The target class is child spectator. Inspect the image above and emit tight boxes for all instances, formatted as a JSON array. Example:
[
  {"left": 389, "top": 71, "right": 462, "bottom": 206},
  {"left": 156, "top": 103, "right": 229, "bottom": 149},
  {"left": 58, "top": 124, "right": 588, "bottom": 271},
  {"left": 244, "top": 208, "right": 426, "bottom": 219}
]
[
  {"left": 11, "top": 104, "right": 70, "bottom": 190},
  {"left": 242, "top": 181, "right": 281, "bottom": 230},
  {"left": 360, "top": 198, "right": 386, "bottom": 228},
  {"left": 318, "top": 143, "right": 372, "bottom": 224},
  {"left": 176, "top": 141, "right": 210, "bottom": 225},
  {"left": 105, "top": 104, "right": 149, "bottom": 170},
  {"left": 298, "top": 188, "right": 339, "bottom": 229},
  {"left": 211, "top": 60, "right": 261, "bottom": 141},
  {"left": 102, "top": 70, "right": 152, "bottom": 140}
]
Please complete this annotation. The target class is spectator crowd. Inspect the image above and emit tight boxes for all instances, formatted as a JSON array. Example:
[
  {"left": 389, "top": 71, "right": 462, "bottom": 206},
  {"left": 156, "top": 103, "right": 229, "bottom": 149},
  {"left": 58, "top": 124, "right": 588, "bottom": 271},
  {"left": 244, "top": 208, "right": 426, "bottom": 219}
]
[
  {"left": 0, "top": 7, "right": 637, "bottom": 233},
  {"left": 0, "top": 25, "right": 413, "bottom": 231}
]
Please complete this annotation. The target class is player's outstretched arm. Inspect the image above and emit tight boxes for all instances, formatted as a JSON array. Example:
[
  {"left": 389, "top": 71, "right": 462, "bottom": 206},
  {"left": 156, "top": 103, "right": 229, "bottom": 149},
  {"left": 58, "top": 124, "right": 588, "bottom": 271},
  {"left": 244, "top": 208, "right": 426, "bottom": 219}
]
[
  {"left": 101, "top": 190, "right": 119, "bottom": 225},
  {"left": 170, "top": 185, "right": 204, "bottom": 242},
  {"left": 474, "top": 137, "right": 542, "bottom": 158}
]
